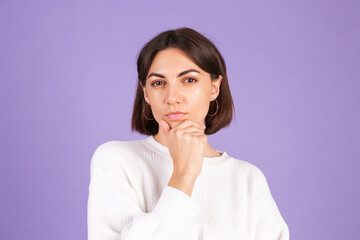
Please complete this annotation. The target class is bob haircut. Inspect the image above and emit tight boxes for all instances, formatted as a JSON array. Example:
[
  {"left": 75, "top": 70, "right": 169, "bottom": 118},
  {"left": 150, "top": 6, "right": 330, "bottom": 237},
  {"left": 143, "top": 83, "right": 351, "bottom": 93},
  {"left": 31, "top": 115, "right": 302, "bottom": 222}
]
[{"left": 131, "top": 27, "right": 235, "bottom": 135}]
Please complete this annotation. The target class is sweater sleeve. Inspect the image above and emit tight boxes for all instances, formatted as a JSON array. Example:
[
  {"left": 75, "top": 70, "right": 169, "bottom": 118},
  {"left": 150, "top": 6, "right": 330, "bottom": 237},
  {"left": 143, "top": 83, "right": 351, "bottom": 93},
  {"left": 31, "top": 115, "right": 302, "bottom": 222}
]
[
  {"left": 87, "top": 143, "right": 201, "bottom": 240},
  {"left": 249, "top": 168, "right": 290, "bottom": 240}
]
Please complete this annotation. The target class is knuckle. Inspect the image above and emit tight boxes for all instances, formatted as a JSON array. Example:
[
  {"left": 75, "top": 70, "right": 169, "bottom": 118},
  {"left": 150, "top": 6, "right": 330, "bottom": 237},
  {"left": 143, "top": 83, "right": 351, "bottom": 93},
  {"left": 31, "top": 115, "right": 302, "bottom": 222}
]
[
  {"left": 184, "top": 133, "right": 191, "bottom": 140},
  {"left": 194, "top": 135, "right": 202, "bottom": 143},
  {"left": 184, "top": 119, "right": 192, "bottom": 124},
  {"left": 174, "top": 129, "right": 183, "bottom": 137}
]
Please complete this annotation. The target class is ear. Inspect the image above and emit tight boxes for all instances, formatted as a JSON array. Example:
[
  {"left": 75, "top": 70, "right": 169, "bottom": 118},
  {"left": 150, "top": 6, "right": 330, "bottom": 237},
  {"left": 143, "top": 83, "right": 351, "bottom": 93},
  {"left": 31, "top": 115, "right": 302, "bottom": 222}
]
[
  {"left": 140, "top": 82, "right": 150, "bottom": 104},
  {"left": 210, "top": 75, "right": 222, "bottom": 100}
]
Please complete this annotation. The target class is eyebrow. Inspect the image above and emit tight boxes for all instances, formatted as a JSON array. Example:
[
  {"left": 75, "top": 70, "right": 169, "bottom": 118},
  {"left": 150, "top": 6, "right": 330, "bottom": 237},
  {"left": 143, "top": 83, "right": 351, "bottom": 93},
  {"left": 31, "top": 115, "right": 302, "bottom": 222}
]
[{"left": 147, "top": 69, "right": 200, "bottom": 79}]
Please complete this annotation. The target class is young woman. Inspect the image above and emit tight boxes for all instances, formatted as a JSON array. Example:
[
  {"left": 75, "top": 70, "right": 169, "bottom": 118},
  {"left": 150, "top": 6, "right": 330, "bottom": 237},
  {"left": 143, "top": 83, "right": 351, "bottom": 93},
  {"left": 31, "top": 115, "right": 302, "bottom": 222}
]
[{"left": 87, "top": 27, "right": 289, "bottom": 240}]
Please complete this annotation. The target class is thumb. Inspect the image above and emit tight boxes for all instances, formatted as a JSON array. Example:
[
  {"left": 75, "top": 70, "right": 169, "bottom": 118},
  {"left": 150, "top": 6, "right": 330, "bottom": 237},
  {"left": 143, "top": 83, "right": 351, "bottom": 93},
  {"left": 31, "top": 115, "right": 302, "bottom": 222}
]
[{"left": 159, "top": 120, "right": 170, "bottom": 138}]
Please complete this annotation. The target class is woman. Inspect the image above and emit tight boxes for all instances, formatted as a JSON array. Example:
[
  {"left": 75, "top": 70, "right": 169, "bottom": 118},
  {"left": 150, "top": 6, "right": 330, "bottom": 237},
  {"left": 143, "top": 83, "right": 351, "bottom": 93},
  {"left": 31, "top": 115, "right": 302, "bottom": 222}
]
[{"left": 87, "top": 27, "right": 289, "bottom": 240}]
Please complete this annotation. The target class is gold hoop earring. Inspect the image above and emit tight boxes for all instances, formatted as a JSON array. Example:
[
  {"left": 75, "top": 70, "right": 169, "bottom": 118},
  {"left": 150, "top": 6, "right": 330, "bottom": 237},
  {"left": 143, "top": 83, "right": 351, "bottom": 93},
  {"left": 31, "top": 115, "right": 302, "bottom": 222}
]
[
  {"left": 207, "top": 99, "right": 219, "bottom": 117},
  {"left": 143, "top": 103, "right": 154, "bottom": 120}
]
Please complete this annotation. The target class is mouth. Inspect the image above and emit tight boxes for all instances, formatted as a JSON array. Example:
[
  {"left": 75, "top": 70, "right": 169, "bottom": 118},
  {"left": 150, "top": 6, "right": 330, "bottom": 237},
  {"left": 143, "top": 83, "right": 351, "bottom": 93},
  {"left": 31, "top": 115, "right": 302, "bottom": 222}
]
[{"left": 165, "top": 112, "right": 187, "bottom": 121}]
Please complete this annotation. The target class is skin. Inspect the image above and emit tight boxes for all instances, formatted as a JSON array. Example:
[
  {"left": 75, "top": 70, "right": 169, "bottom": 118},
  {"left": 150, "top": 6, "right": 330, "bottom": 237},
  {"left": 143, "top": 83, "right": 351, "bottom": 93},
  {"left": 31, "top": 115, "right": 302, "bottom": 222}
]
[
  {"left": 141, "top": 47, "right": 222, "bottom": 157},
  {"left": 141, "top": 47, "right": 223, "bottom": 196}
]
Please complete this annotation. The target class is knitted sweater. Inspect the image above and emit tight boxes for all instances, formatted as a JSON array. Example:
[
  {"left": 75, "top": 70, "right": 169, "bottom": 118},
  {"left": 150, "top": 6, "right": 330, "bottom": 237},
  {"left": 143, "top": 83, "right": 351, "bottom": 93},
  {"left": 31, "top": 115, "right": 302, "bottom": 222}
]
[{"left": 87, "top": 135, "right": 289, "bottom": 240}]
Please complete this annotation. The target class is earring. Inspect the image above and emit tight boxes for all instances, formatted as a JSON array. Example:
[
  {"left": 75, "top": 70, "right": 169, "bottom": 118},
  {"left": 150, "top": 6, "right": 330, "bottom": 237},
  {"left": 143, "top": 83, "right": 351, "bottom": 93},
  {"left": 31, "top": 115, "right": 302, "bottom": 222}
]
[
  {"left": 143, "top": 103, "right": 155, "bottom": 120},
  {"left": 207, "top": 99, "right": 219, "bottom": 117}
]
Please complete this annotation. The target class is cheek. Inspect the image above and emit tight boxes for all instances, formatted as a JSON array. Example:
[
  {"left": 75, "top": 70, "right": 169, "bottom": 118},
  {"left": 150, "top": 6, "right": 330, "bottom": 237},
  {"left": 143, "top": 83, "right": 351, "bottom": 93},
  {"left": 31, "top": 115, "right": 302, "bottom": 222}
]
[
  {"left": 149, "top": 102, "right": 160, "bottom": 116},
  {"left": 190, "top": 88, "right": 211, "bottom": 114},
  {"left": 146, "top": 90, "right": 161, "bottom": 104}
]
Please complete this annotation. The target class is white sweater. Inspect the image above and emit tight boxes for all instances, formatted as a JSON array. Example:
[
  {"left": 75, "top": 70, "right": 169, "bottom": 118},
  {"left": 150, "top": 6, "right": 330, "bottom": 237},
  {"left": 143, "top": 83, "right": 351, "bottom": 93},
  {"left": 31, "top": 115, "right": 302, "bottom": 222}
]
[{"left": 87, "top": 135, "right": 289, "bottom": 240}]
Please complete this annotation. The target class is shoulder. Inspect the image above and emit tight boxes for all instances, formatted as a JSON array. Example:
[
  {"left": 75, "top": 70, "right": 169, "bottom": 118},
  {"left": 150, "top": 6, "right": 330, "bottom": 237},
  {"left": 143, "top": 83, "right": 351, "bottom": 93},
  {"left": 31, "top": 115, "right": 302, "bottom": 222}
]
[
  {"left": 231, "top": 157, "right": 271, "bottom": 194},
  {"left": 227, "top": 154, "right": 265, "bottom": 177},
  {"left": 90, "top": 139, "right": 142, "bottom": 169},
  {"left": 224, "top": 154, "right": 270, "bottom": 188},
  {"left": 226, "top": 155, "right": 272, "bottom": 195},
  {"left": 93, "top": 139, "right": 137, "bottom": 155}
]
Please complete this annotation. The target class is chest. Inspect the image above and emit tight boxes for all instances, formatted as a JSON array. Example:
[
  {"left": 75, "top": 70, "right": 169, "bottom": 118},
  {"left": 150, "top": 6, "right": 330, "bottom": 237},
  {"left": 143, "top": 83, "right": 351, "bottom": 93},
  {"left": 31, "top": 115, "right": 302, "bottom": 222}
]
[
  {"left": 191, "top": 173, "right": 252, "bottom": 239},
  {"left": 141, "top": 168, "right": 253, "bottom": 239}
]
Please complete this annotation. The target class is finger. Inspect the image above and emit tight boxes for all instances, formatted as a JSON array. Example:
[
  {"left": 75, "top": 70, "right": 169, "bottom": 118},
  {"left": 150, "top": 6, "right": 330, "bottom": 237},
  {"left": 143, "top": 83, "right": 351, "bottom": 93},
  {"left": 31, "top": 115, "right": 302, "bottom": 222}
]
[
  {"left": 183, "top": 132, "right": 207, "bottom": 146},
  {"left": 159, "top": 120, "right": 171, "bottom": 138},
  {"left": 172, "top": 119, "right": 206, "bottom": 131},
  {"left": 171, "top": 126, "right": 205, "bottom": 135}
]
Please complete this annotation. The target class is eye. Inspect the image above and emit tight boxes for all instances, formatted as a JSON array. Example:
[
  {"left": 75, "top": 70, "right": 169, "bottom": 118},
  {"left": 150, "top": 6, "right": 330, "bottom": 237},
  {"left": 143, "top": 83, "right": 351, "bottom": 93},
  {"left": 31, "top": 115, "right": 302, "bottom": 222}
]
[
  {"left": 151, "top": 81, "right": 164, "bottom": 86},
  {"left": 184, "top": 78, "right": 198, "bottom": 83}
]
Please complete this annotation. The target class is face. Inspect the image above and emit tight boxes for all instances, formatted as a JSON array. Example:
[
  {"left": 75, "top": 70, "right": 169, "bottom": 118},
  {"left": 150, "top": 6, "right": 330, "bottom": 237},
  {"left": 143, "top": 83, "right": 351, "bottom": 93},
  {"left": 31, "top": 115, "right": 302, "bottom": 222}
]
[{"left": 141, "top": 47, "right": 222, "bottom": 129}]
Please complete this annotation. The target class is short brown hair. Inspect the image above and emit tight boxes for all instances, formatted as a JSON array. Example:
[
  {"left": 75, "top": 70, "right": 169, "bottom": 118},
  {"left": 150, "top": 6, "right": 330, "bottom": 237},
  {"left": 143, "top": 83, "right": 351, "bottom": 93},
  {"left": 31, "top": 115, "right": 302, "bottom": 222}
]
[{"left": 131, "top": 27, "right": 235, "bottom": 135}]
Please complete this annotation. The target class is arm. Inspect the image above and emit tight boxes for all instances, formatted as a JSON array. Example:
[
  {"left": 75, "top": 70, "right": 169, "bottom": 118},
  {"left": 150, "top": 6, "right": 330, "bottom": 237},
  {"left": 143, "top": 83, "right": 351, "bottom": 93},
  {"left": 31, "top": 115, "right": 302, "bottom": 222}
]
[
  {"left": 87, "top": 143, "right": 201, "bottom": 240},
  {"left": 249, "top": 168, "right": 290, "bottom": 240}
]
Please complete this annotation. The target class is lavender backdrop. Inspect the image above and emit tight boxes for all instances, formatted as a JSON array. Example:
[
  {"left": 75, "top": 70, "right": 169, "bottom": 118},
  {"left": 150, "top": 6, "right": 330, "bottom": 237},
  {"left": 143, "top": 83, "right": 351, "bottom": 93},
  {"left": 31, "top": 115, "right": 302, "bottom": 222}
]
[{"left": 1, "top": 0, "right": 359, "bottom": 239}]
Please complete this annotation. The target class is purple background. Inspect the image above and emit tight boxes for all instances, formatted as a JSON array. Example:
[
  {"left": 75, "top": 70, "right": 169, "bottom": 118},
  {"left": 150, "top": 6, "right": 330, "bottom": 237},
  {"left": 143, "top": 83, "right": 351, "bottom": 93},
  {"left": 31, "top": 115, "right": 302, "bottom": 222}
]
[{"left": 1, "top": 0, "right": 359, "bottom": 239}]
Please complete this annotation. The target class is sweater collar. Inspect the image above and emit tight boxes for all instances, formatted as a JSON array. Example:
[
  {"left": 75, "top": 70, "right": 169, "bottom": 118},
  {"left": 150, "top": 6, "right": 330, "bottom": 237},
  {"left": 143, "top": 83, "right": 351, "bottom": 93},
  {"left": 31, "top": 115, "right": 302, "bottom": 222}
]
[{"left": 142, "top": 135, "right": 229, "bottom": 166}]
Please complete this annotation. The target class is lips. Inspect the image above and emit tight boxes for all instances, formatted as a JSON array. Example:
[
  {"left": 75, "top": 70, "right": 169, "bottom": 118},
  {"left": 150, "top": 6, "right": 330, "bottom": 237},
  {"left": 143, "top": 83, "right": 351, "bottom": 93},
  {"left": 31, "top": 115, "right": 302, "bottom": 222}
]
[{"left": 165, "top": 111, "right": 187, "bottom": 120}]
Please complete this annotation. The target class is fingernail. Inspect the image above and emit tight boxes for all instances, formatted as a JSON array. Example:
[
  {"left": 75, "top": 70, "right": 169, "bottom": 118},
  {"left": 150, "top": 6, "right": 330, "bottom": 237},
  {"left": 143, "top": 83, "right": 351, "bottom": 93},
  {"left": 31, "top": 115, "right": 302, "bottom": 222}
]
[{"left": 202, "top": 124, "right": 206, "bottom": 129}]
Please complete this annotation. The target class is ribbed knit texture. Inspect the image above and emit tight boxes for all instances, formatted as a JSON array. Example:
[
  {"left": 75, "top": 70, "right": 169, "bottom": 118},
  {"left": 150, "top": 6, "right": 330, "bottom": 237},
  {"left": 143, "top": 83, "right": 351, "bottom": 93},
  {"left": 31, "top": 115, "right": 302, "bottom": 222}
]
[{"left": 87, "top": 136, "right": 289, "bottom": 240}]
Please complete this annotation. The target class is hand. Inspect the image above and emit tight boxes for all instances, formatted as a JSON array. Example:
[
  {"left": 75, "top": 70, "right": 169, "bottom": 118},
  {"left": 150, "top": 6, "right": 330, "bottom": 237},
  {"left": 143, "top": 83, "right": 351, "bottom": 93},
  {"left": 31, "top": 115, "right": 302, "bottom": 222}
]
[{"left": 159, "top": 119, "right": 207, "bottom": 178}]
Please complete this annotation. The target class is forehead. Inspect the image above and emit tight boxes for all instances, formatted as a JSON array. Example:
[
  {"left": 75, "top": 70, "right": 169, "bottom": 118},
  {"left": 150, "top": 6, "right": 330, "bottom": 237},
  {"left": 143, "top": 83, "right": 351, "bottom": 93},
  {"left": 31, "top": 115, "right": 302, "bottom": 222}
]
[{"left": 149, "top": 48, "right": 203, "bottom": 74}]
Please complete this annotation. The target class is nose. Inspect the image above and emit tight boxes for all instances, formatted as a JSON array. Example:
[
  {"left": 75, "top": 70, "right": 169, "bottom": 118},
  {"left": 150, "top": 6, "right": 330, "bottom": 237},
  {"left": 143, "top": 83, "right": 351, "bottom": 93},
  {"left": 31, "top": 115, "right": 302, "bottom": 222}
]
[{"left": 165, "top": 84, "right": 182, "bottom": 105}]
